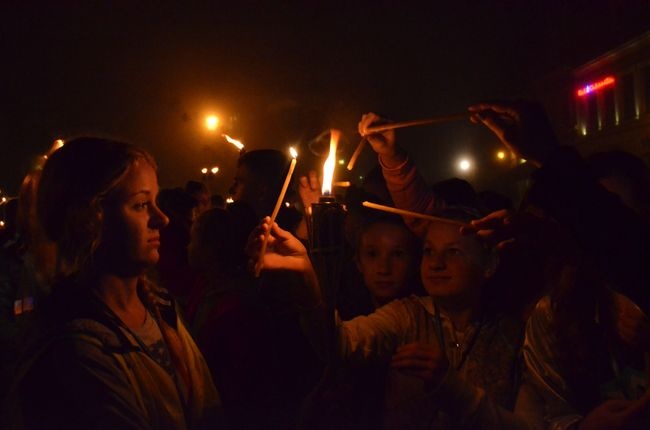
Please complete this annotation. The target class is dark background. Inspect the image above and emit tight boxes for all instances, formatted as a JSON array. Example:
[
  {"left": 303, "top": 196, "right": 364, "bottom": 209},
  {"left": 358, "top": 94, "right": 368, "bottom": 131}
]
[{"left": 2, "top": 1, "right": 649, "bottom": 198}]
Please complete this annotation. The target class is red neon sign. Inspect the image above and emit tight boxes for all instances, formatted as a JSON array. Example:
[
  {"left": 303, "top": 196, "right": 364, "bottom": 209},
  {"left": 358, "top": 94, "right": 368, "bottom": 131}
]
[{"left": 577, "top": 76, "right": 615, "bottom": 97}]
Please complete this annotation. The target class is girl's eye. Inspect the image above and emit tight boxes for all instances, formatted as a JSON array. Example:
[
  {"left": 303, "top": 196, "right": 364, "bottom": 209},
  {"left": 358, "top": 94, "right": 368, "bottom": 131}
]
[
  {"left": 134, "top": 201, "right": 150, "bottom": 211},
  {"left": 445, "top": 248, "right": 463, "bottom": 257},
  {"left": 363, "top": 249, "right": 378, "bottom": 258}
]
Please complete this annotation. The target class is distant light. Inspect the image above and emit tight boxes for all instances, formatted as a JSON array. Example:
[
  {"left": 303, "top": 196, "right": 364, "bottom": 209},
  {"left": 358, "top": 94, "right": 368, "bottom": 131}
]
[
  {"left": 226, "top": 197, "right": 234, "bottom": 204},
  {"left": 1, "top": 197, "right": 6, "bottom": 203},
  {"left": 201, "top": 167, "right": 208, "bottom": 174},
  {"left": 520, "top": 159, "right": 527, "bottom": 164},
  {"left": 205, "top": 115, "right": 220, "bottom": 130},
  {"left": 497, "top": 151, "right": 506, "bottom": 160},
  {"left": 284, "top": 202, "right": 290, "bottom": 207},
  {"left": 54, "top": 139, "right": 65, "bottom": 150},
  {"left": 458, "top": 159, "right": 471, "bottom": 171},
  {"left": 42, "top": 155, "right": 48, "bottom": 160},
  {"left": 577, "top": 76, "right": 615, "bottom": 97},
  {"left": 211, "top": 166, "right": 219, "bottom": 174},
  {"left": 338, "top": 159, "right": 345, "bottom": 165},
  {"left": 0, "top": 221, "right": 4, "bottom": 228},
  {"left": 359, "top": 176, "right": 364, "bottom": 180}
]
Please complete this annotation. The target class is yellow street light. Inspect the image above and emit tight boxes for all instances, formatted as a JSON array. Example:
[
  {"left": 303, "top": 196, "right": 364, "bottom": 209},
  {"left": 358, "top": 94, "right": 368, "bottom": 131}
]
[{"left": 205, "top": 115, "right": 220, "bottom": 131}]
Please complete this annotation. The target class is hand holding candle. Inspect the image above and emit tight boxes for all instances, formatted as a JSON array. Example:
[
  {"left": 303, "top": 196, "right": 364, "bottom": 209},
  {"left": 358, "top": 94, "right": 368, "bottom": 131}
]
[{"left": 255, "top": 147, "right": 298, "bottom": 277}]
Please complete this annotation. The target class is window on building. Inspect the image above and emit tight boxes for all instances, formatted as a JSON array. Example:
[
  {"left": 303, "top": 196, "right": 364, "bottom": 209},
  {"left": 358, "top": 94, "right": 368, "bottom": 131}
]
[
  {"left": 622, "top": 73, "right": 636, "bottom": 120},
  {"left": 603, "top": 88, "right": 616, "bottom": 127},
  {"left": 587, "top": 93, "right": 598, "bottom": 132}
]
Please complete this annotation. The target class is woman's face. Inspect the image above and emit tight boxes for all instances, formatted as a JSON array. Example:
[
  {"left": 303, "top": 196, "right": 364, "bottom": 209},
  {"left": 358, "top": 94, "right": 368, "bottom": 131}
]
[
  {"left": 421, "top": 222, "right": 490, "bottom": 304},
  {"left": 101, "top": 160, "right": 169, "bottom": 274},
  {"left": 357, "top": 222, "right": 417, "bottom": 305}
]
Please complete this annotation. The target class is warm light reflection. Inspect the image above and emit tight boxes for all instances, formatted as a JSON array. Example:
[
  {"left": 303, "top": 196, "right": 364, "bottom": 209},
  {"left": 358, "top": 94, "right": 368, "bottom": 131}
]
[
  {"left": 205, "top": 115, "right": 220, "bottom": 130},
  {"left": 223, "top": 134, "right": 244, "bottom": 150},
  {"left": 321, "top": 129, "right": 340, "bottom": 195}
]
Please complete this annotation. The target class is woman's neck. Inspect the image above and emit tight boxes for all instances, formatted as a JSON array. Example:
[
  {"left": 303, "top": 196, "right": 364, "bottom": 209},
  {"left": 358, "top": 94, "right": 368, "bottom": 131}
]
[{"left": 93, "top": 273, "right": 146, "bottom": 329}]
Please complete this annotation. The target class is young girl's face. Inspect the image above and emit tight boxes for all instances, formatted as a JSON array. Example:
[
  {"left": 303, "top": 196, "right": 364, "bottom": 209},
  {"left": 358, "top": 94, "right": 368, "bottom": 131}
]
[
  {"left": 357, "top": 222, "right": 418, "bottom": 305},
  {"left": 101, "top": 160, "right": 169, "bottom": 273},
  {"left": 421, "top": 222, "right": 491, "bottom": 305}
]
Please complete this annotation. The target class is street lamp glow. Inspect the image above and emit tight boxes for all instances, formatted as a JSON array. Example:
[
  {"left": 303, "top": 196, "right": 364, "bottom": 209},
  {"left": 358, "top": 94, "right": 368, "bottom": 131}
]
[
  {"left": 211, "top": 166, "right": 219, "bottom": 174},
  {"left": 205, "top": 115, "right": 220, "bottom": 130},
  {"left": 458, "top": 159, "right": 471, "bottom": 172},
  {"left": 497, "top": 151, "right": 506, "bottom": 160}
]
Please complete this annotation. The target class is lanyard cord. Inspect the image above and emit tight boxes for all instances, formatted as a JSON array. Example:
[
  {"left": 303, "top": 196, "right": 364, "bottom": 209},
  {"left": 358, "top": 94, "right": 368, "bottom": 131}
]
[{"left": 433, "top": 300, "right": 484, "bottom": 371}]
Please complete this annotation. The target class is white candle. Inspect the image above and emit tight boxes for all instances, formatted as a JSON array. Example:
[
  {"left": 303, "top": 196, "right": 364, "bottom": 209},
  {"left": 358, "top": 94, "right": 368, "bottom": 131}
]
[{"left": 255, "top": 147, "right": 298, "bottom": 277}]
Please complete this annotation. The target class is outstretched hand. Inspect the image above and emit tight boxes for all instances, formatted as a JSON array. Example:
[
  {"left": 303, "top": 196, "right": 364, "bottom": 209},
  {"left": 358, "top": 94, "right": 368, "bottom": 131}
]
[
  {"left": 247, "top": 217, "right": 311, "bottom": 274},
  {"left": 358, "top": 112, "right": 406, "bottom": 168},
  {"left": 298, "top": 170, "right": 322, "bottom": 212},
  {"left": 468, "top": 100, "right": 557, "bottom": 167}
]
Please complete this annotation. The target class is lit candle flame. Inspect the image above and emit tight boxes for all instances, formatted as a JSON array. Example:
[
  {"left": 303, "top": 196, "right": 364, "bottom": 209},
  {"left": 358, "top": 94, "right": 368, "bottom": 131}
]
[
  {"left": 223, "top": 134, "right": 244, "bottom": 151},
  {"left": 211, "top": 166, "right": 219, "bottom": 174},
  {"left": 290, "top": 146, "right": 298, "bottom": 159},
  {"left": 201, "top": 167, "right": 208, "bottom": 174},
  {"left": 226, "top": 197, "right": 234, "bottom": 204},
  {"left": 321, "top": 129, "right": 340, "bottom": 195}
]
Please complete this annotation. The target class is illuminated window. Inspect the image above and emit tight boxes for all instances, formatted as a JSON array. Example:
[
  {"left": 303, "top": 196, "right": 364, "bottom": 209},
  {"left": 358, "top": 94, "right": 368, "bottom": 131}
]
[
  {"left": 587, "top": 94, "right": 598, "bottom": 132},
  {"left": 622, "top": 73, "right": 635, "bottom": 120},
  {"left": 603, "top": 88, "right": 615, "bottom": 127}
]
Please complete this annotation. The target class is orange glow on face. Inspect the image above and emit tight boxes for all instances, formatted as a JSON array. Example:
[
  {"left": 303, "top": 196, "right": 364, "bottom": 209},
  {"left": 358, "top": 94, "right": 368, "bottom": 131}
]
[
  {"left": 577, "top": 76, "right": 615, "bottom": 97},
  {"left": 223, "top": 134, "right": 244, "bottom": 150},
  {"left": 321, "top": 129, "right": 340, "bottom": 195}
]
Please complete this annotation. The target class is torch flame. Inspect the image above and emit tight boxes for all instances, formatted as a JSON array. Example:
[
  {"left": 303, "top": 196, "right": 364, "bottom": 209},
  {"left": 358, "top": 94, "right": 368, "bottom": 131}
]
[
  {"left": 321, "top": 129, "right": 340, "bottom": 195},
  {"left": 290, "top": 147, "right": 298, "bottom": 159},
  {"left": 223, "top": 134, "right": 244, "bottom": 151}
]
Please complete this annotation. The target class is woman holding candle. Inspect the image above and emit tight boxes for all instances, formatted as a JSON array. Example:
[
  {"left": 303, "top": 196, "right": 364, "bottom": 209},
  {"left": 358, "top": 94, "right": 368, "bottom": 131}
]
[{"left": 6, "top": 138, "right": 222, "bottom": 430}]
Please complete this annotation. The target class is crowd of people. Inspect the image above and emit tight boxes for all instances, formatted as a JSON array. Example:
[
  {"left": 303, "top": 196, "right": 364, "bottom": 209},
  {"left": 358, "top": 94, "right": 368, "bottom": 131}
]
[{"left": 0, "top": 100, "right": 649, "bottom": 429}]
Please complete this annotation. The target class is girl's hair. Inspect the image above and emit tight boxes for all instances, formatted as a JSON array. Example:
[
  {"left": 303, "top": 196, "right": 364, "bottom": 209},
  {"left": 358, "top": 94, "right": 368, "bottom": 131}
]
[{"left": 37, "top": 137, "right": 156, "bottom": 274}]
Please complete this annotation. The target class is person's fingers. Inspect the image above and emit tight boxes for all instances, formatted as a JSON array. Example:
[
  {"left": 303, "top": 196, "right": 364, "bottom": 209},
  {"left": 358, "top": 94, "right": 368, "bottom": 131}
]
[
  {"left": 299, "top": 176, "right": 309, "bottom": 189},
  {"left": 308, "top": 170, "right": 320, "bottom": 190},
  {"left": 496, "top": 238, "right": 517, "bottom": 251}
]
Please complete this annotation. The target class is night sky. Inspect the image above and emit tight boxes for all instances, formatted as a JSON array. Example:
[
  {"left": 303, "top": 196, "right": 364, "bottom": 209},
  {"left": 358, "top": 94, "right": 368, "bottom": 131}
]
[{"left": 2, "top": 1, "right": 649, "bottom": 198}]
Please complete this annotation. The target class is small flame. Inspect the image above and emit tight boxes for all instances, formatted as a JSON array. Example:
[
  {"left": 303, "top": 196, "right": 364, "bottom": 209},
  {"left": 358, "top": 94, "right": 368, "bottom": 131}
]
[
  {"left": 289, "top": 147, "right": 298, "bottom": 159},
  {"left": 201, "top": 167, "right": 208, "bottom": 174},
  {"left": 223, "top": 134, "right": 244, "bottom": 150},
  {"left": 321, "top": 129, "right": 340, "bottom": 195},
  {"left": 226, "top": 197, "right": 234, "bottom": 204},
  {"left": 211, "top": 166, "right": 219, "bottom": 174}
]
